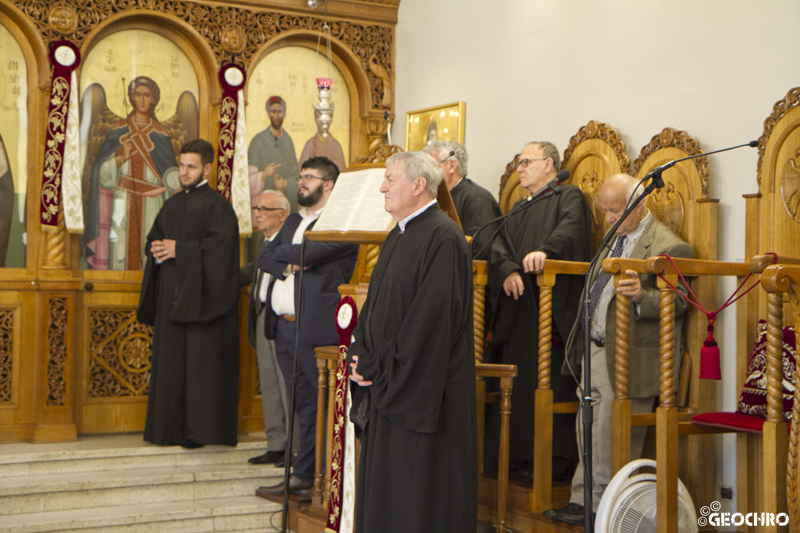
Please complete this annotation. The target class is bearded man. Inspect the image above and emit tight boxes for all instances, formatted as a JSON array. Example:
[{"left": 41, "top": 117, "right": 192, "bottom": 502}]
[{"left": 258, "top": 156, "right": 359, "bottom": 496}]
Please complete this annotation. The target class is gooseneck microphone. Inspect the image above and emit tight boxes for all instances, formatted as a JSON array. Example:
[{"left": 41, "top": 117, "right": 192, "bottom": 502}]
[
  {"left": 470, "top": 169, "right": 571, "bottom": 259},
  {"left": 643, "top": 140, "right": 759, "bottom": 183}
]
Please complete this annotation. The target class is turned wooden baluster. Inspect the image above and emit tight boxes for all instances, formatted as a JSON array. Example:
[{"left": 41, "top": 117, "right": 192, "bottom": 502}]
[
  {"left": 656, "top": 271, "right": 678, "bottom": 533},
  {"left": 43, "top": 212, "right": 67, "bottom": 269},
  {"left": 611, "top": 266, "right": 631, "bottom": 477},
  {"left": 476, "top": 363, "right": 517, "bottom": 533},
  {"left": 473, "top": 260, "right": 488, "bottom": 474},
  {"left": 315, "top": 357, "right": 329, "bottom": 498},
  {"left": 780, "top": 273, "right": 800, "bottom": 533},
  {"left": 532, "top": 269, "right": 555, "bottom": 512},
  {"left": 761, "top": 265, "right": 796, "bottom": 533}
]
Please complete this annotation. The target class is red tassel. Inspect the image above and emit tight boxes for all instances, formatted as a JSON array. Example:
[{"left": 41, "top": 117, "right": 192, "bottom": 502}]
[{"left": 700, "top": 322, "right": 721, "bottom": 380}]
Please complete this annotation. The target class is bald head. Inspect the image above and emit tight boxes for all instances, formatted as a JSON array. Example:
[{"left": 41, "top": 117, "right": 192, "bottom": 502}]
[{"left": 599, "top": 174, "right": 647, "bottom": 236}]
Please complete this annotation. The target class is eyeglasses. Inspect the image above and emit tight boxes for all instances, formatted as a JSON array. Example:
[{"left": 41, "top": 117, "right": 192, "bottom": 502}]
[
  {"left": 517, "top": 157, "right": 549, "bottom": 168},
  {"left": 251, "top": 207, "right": 285, "bottom": 214},
  {"left": 296, "top": 174, "right": 330, "bottom": 183}
]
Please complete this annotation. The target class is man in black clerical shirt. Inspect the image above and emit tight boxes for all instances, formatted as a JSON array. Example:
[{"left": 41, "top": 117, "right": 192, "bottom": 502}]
[
  {"left": 138, "top": 139, "right": 240, "bottom": 449},
  {"left": 348, "top": 151, "right": 477, "bottom": 533},
  {"left": 488, "top": 141, "right": 593, "bottom": 480},
  {"left": 423, "top": 140, "right": 501, "bottom": 260}
]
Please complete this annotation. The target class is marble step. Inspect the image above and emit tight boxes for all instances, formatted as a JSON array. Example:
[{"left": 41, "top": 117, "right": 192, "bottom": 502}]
[
  {"left": 0, "top": 462, "right": 284, "bottom": 516},
  {"left": 0, "top": 438, "right": 269, "bottom": 478},
  {"left": 0, "top": 496, "right": 283, "bottom": 533}
]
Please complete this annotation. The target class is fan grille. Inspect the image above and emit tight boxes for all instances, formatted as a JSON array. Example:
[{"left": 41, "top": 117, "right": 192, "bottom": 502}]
[{"left": 611, "top": 482, "right": 696, "bottom": 533}]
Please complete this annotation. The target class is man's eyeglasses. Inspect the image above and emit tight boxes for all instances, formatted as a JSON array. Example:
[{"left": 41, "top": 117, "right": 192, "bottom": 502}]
[
  {"left": 296, "top": 174, "right": 331, "bottom": 184},
  {"left": 438, "top": 150, "right": 456, "bottom": 164},
  {"left": 517, "top": 157, "right": 548, "bottom": 168},
  {"left": 251, "top": 207, "right": 285, "bottom": 214}
]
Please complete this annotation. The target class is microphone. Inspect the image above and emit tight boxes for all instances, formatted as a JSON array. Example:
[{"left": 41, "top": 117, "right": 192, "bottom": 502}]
[
  {"left": 644, "top": 140, "right": 758, "bottom": 181},
  {"left": 470, "top": 170, "right": 567, "bottom": 258}
]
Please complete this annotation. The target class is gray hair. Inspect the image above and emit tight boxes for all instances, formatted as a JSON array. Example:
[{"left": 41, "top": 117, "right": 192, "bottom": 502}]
[
  {"left": 386, "top": 151, "right": 443, "bottom": 198},
  {"left": 524, "top": 141, "right": 561, "bottom": 170},
  {"left": 259, "top": 189, "right": 290, "bottom": 212},
  {"left": 423, "top": 140, "right": 469, "bottom": 178}
]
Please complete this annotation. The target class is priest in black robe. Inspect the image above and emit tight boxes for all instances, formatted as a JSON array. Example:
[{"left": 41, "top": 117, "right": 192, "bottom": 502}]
[
  {"left": 488, "top": 141, "right": 593, "bottom": 479},
  {"left": 348, "top": 151, "right": 477, "bottom": 533},
  {"left": 138, "top": 139, "right": 240, "bottom": 448},
  {"left": 424, "top": 140, "right": 502, "bottom": 260}
]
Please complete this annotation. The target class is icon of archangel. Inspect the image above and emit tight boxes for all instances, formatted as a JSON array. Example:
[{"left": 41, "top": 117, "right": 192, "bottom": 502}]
[{"left": 80, "top": 76, "right": 198, "bottom": 270}]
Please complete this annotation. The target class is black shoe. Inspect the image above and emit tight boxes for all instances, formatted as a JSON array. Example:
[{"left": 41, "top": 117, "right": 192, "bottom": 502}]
[
  {"left": 259, "top": 474, "right": 313, "bottom": 496},
  {"left": 248, "top": 451, "right": 285, "bottom": 465},
  {"left": 181, "top": 439, "right": 204, "bottom": 449},
  {"left": 275, "top": 452, "right": 297, "bottom": 468},
  {"left": 548, "top": 503, "right": 592, "bottom": 526}
]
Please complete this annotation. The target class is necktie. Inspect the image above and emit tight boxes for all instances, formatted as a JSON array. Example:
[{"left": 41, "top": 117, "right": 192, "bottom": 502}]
[{"left": 588, "top": 236, "right": 626, "bottom": 320}]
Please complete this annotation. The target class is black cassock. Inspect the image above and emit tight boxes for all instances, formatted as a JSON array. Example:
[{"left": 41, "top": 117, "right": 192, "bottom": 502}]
[
  {"left": 488, "top": 185, "right": 593, "bottom": 475},
  {"left": 348, "top": 205, "right": 477, "bottom": 533},
  {"left": 449, "top": 178, "right": 502, "bottom": 260},
  {"left": 138, "top": 184, "right": 240, "bottom": 446}
]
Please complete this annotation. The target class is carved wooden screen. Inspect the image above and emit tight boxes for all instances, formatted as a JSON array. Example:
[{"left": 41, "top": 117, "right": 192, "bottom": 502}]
[
  {"left": 748, "top": 86, "right": 800, "bottom": 321},
  {"left": 562, "top": 120, "right": 630, "bottom": 250}
]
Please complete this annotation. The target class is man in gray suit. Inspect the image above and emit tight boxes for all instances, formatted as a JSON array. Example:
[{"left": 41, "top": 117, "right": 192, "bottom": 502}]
[
  {"left": 240, "top": 190, "right": 292, "bottom": 465},
  {"left": 546, "top": 174, "right": 693, "bottom": 525}
]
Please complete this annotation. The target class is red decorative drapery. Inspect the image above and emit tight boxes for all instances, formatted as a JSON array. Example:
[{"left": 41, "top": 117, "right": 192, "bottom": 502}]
[{"left": 41, "top": 40, "right": 81, "bottom": 231}]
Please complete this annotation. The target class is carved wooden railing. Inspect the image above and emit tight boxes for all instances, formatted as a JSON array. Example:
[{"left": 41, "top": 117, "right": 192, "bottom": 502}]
[
  {"left": 605, "top": 255, "right": 799, "bottom": 533},
  {"left": 530, "top": 259, "right": 586, "bottom": 513},
  {"left": 760, "top": 264, "right": 800, "bottom": 533}
]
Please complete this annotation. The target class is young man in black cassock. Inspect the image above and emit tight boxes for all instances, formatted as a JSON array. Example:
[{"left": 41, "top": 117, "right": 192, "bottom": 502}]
[
  {"left": 138, "top": 139, "right": 240, "bottom": 448},
  {"left": 348, "top": 151, "right": 477, "bottom": 533},
  {"left": 488, "top": 141, "right": 593, "bottom": 480}
]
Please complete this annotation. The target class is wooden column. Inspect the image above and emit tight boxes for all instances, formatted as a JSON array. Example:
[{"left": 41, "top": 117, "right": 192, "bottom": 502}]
[
  {"left": 656, "top": 276, "right": 678, "bottom": 533},
  {"left": 531, "top": 269, "right": 554, "bottom": 513}
]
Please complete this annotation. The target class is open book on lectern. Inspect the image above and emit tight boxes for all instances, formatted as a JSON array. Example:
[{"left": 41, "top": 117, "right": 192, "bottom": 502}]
[{"left": 311, "top": 167, "right": 397, "bottom": 233}]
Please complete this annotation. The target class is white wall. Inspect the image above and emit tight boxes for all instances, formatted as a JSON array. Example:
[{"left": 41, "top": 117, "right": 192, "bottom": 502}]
[{"left": 393, "top": 0, "right": 800, "bottom": 518}]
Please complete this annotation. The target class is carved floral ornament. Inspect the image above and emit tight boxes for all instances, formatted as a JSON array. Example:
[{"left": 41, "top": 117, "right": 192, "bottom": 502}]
[
  {"left": 562, "top": 119, "right": 631, "bottom": 174},
  {"left": 13, "top": 0, "right": 395, "bottom": 111},
  {"left": 631, "top": 127, "right": 709, "bottom": 199}
]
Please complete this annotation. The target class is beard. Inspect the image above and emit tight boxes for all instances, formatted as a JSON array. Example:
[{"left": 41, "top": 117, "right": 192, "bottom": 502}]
[
  {"left": 297, "top": 180, "right": 324, "bottom": 207},
  {"left": 270, "top": 116, "right": 283, "bottom": 130}
]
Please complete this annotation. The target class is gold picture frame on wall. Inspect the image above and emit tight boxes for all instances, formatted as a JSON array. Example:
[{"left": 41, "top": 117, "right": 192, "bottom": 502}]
[{"left": 405, "top": 101, "right": 465, "bottom": 152}]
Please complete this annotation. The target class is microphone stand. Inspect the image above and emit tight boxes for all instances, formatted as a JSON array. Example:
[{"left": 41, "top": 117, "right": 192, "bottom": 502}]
[
  {"left": 281, "top": 239, "right": 307, "bottom": 533},
  {"left": 578, "top": 139, "right": 756, "bottom": 530}
]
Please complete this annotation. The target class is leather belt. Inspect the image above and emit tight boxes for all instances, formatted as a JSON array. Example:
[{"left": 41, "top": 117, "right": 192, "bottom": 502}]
[
  {"left": 592, "top": 339, "right": 605, "bottom": 348},
  {"left": 279, "top": 314, "right": 296, "bottom": 322}
]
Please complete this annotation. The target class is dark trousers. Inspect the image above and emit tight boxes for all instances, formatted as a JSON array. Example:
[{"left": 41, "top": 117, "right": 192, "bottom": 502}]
[{"left": 275, "top": 318, "right": 318, "bottom": 482}]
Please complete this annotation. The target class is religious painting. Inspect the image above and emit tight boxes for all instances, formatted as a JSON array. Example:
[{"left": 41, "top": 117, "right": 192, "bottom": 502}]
[
  {"left": 405, "top": 101, "right": 466, "bottom": 152},
  {"left": 0, "top": 23, "right": 28, "bottom": 268},
  {"left": 246, "top": 46, "right": 351, "bottom": 218},
  {"left": 78, "top": 29, "right": 199, "bottom": 271}
]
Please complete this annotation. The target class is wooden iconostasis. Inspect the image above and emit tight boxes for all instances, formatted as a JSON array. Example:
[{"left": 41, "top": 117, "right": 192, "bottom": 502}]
[{"left": 0, "top": 0, "right": 399, "bottom": 442}]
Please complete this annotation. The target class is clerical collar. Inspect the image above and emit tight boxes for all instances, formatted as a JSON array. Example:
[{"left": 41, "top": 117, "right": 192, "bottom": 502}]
[
  {"left": 398, "top": 199, "right": 437, "bottom": 233},
  {"left": 184, "top": 180, "right": 208, "bottom": 193}
]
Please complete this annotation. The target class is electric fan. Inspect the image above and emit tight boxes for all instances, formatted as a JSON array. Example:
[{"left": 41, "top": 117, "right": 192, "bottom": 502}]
[{"left": 595, "top": 459, "right": 698, "bottom": 533}]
